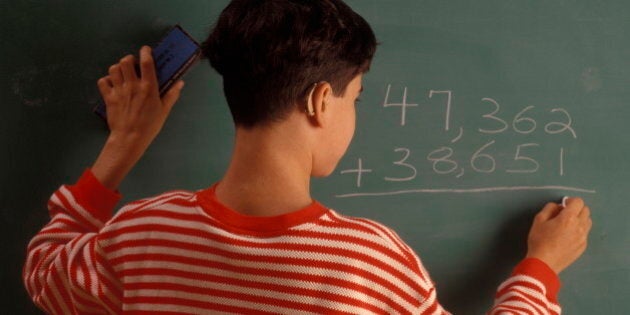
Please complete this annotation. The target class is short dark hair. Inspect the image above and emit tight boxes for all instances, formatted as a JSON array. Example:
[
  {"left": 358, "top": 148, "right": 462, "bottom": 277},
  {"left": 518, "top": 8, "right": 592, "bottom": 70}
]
[{"left": 202, "top": 0, "right": 377, "bottom": 127}]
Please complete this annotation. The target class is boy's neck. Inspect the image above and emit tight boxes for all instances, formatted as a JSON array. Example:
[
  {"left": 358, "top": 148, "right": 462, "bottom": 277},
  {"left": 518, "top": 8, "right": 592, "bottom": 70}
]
[{"left": 215, "top": 123, "right": 314, "bottom": 217}]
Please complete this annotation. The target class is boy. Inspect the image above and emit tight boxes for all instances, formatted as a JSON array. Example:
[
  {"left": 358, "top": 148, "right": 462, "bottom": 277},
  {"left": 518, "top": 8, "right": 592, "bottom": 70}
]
[{"left": 24, "top": 0, "right": 592, "bottom": 314}]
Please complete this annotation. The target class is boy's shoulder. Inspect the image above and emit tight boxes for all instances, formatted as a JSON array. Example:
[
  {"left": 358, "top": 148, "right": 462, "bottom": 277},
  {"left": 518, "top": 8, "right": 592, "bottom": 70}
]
[
  {"left": 323, "top": 210, "right": 401, "bottom": 240},
  {"left": 320, "top": 209, "right": 418, "bottom": 261},
  {"left": 104, "top": 189, "right": 200, "bottom": 227},
  {"left": 321, "top": 210, "right": 431, "bottom": 290}
]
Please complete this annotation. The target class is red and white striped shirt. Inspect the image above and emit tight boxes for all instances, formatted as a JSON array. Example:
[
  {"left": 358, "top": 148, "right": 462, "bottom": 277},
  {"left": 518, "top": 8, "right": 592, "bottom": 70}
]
[{"left": 24, "top": 169, "right": 562, "bottom": 314}]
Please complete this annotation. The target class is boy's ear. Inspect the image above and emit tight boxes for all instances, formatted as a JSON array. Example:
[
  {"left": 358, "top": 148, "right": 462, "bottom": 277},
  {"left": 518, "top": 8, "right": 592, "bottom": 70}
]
[{"left": 307, "top": 82, "right": 332, "bottom": 127}]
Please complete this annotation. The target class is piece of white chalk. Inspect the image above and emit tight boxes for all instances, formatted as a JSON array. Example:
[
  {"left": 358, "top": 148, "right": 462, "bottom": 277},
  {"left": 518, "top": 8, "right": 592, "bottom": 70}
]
[{"left": 561, "top": 196, "right": 569, "bottom": 207}]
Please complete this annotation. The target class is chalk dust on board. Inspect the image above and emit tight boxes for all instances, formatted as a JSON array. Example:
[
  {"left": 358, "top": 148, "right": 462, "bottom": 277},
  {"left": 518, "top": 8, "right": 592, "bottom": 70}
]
[{"left": 580, "top": 67, "right": 602, "bottom": 93}]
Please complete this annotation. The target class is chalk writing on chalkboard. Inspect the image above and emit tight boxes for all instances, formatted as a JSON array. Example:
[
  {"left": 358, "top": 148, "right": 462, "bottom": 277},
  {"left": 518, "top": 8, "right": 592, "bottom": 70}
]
[{"left": 337, "top": 84, "right": 597, "bottom": 198}]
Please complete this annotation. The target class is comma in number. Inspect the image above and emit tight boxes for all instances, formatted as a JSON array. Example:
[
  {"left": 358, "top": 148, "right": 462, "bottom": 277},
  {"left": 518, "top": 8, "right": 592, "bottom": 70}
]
[
  {"left": 456, "top": 168, "right": 465, "bottom": 178},
  {"left": 451, "top": 127, "right": 464, "bottom": 143}
]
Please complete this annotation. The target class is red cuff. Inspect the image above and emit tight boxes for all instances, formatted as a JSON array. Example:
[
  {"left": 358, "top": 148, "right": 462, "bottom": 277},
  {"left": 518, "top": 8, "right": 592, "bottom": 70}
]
[
  {"left": 512, "top": 258, "right": 561, "bottom": 302},
  {"left": 68, "top": 169, "right": 122, "bottom": 223}
]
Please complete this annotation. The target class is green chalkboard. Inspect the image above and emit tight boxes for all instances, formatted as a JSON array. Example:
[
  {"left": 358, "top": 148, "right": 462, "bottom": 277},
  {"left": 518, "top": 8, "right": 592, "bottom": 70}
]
[{"left": 2, "top": 1, "right": 628, "bottom": 314}]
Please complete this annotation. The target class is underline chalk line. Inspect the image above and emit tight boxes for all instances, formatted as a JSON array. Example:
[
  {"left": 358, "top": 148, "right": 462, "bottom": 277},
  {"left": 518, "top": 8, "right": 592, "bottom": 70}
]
[{"left": 335, "top": 185, "right": 597, "bottom": 198}]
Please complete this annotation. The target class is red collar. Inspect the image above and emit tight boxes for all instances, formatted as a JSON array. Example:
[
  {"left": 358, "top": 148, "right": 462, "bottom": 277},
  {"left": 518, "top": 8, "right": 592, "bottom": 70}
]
[{"left": 196, "top": 184, "right": 329, "bottom": 236}]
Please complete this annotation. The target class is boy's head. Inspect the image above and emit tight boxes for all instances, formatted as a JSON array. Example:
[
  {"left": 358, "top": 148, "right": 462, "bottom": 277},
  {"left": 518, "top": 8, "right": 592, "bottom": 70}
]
[{"left": 202, "top": 0, "right": 377, "bottom": 128}]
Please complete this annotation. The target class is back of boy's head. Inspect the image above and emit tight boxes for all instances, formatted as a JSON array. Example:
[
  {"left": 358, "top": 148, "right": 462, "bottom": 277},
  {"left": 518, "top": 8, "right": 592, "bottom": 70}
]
[{"left": 202, "top": 0, "right": 377, "bottom": 128}]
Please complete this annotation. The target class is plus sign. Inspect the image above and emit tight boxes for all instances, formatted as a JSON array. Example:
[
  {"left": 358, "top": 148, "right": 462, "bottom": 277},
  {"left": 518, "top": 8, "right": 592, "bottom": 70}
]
[
  {"left": 340, "top": 158, "right": 372, "bottom": 188},
  {"left": 383, "top": 84, "right": 418, "bottom": 126}
]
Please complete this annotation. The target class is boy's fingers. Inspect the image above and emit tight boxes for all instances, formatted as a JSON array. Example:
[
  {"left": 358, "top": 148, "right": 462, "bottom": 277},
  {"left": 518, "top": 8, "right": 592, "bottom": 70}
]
[
  {"left": 578, "top": 205, "right": 592, "bottom": 232},
  {"left": 536, "top": 202, "right": 561, "bottom": 221},
  {"left": 97, "top": 77, "right": 112, "bottom": 95},
  {"left": 161, "top": 80, "right": 185, "bottom": 109},
  {"left": 140, "top": 46, "right": 158, "bottom": 84},
  {"left": 109, "top": 64, "right": 123, "bottom": 86},
  {"left": 585, "top": 215, "right": 593, "bottom": 231},
  {"left": 579, "top": 206, "right": 591, "bottom": 220},
  {"left": 120, "top": 55, "right": 138, "bottom": 83},
  {"left": 561, "top": 197, "right": 585, "bottom": 218}
]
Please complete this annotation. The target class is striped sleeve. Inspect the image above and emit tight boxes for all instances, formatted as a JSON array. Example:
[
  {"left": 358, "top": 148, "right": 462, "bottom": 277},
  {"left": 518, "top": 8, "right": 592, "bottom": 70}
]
[
  {"left": 332, "top": 215, "right": 451, "bottom": 314},
  {"left": 489, "top": 258, "right": 562, "bottom": 315},
  {"left": 23, "top": 169, "right": 123, "bottom": 314},
  {"left": 349, "top": 218, "right": 562, "bottom": 315}
]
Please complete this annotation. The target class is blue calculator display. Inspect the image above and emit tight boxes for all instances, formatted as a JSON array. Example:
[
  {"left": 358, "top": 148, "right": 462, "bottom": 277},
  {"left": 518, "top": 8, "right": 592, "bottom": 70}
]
[
  {"left": 153, "top": 25, "right": 201, "bottom": 95},
  {"left": 94, "top": 25, "right": 201, "bottom": 120}
]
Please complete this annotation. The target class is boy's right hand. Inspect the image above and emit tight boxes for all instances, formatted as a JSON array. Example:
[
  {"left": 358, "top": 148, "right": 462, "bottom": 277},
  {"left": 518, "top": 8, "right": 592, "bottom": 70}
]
[
  {"left": 526, "top": 197, "right": 592, "bottom": 274},
  {"left": 91, "top": 46, "right": 185, "bottom": 190},
  {"left": 97, "top": 45, "right": 184, "bottom": 146}
]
